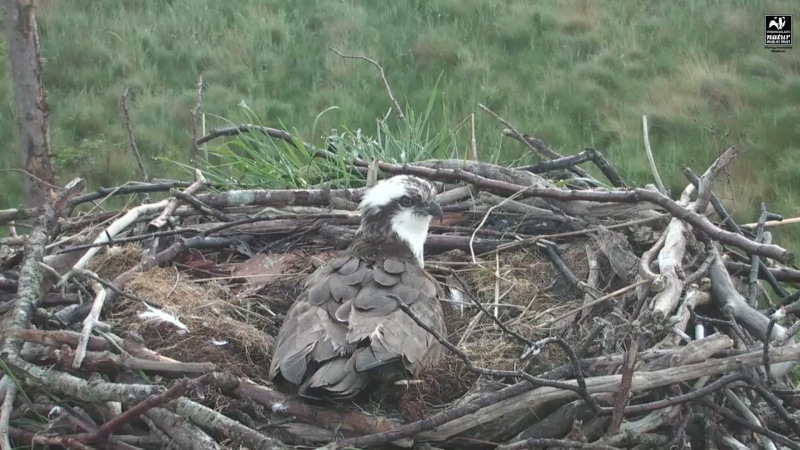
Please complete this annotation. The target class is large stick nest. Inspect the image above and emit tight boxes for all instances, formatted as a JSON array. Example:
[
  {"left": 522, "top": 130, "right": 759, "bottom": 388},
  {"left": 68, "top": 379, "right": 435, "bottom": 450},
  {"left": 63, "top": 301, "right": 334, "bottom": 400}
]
[{"left": 2, "top": 136, "right": 800, "bottom": 450}]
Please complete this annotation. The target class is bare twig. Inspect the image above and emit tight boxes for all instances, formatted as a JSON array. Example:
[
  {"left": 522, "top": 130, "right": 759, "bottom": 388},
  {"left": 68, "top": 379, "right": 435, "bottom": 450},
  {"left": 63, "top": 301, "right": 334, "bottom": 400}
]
[
  {"left": 498, "top": 438, "right": 623, "bottom": 450},
  {"left": 329, "top": 47, "right": 405, "bottom": 121},
  {"left": 147, "top": 169, "right": 210, "bottom": 230},
  {"left": 699, "top": 396, "right": 799, "bottom": 450},
  {"left": 641, "top": 115, "right": 667, "bottom": 195},
  {"left": 71, "top": 277, "right": 108, "bottom": 368},
  {"left": 608, "top": 336, "right": 638, "bottom": 434},
  {"left": 191, "top": 74, "right": 205, "bottom": 164},
  {"left": 0, "top": 379, "right": 16, "bottom": 450},
  {"left": 120, "top": 88, "right": 150, "bottom": 185}
]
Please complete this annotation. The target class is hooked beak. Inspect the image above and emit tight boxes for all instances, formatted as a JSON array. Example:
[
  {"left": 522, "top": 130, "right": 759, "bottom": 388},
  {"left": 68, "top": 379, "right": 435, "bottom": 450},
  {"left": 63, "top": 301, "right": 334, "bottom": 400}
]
[{"left": 422, "top": 201, "right": 444, "bottom": 222}]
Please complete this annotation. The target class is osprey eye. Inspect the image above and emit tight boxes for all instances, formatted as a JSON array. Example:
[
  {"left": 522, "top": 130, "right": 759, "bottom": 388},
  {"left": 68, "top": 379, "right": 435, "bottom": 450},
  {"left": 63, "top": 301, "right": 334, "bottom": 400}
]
[{"left": 399, "top": 195, "right": 413, "bottom": 207}]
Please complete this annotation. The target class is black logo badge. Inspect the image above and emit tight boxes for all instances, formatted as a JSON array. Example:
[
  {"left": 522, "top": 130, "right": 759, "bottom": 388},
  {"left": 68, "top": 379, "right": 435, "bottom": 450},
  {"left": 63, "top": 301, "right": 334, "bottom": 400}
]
[{"left": 765, "top": 15, "right": 792, "bottom": 48}]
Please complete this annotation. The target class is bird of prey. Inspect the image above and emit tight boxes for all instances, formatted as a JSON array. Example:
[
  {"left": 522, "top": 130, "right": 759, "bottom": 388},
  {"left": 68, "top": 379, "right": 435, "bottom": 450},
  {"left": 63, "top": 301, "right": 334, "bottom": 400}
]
[{"left": 269, "top": 175, "right": 447, "bottom": 399}]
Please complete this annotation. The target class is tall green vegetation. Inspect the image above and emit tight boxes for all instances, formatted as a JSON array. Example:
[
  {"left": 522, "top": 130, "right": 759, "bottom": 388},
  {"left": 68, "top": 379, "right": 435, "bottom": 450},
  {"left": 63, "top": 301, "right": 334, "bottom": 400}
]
[{"left": 1, "top": 0, "right": 798, "bottom": 244}]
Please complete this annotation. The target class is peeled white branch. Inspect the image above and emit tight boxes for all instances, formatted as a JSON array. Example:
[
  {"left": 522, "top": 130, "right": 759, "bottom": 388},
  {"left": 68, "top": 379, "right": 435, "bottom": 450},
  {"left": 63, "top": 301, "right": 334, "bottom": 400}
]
[
  {"left": 59, "top": 198, "right": 171, "bottom": 284},
  {"left": 71, "top": 278, "right": 109, "bottom": 369}
]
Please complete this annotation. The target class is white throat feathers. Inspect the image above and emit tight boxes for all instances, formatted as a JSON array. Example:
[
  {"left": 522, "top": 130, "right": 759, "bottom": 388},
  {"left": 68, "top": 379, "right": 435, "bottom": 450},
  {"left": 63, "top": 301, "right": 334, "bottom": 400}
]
[
  {"left": 356, "top": 175, "right": 440, "bottom": 267},
  {"left": 389, "top": 208, "right": 432, "bottom": 266}
]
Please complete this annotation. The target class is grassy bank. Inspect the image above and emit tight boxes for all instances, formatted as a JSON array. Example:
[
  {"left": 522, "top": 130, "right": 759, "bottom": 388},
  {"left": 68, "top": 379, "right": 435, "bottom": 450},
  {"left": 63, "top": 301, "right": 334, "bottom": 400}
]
[{"left": 1, "top": 0, "right": 798, "bottom": 243}]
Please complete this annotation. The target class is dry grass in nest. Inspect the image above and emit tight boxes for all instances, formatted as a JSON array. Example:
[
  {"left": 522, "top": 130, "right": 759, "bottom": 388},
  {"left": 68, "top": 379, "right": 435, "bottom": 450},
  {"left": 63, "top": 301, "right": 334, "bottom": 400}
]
[
  {"left": 85, "top": 244, "right": 142, "bottom": 280},
  {"left": 109, "top": 266, "right": 275, "bottom": 380},
  {"left": 449, "top": 242, "right": 591, "bottom": 372}
]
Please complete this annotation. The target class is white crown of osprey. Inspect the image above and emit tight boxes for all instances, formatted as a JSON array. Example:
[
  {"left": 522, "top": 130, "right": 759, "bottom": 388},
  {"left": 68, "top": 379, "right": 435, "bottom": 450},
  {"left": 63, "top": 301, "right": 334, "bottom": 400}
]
[{"left": 357, "top": 175, "right": 437, "bottom": 217}]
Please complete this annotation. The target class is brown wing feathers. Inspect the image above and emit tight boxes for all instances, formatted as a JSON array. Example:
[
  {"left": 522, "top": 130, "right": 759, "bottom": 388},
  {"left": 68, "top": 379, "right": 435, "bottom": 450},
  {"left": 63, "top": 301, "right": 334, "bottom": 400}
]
[{"left": 268, "top": 251, "right": 445, "bottom": 399}]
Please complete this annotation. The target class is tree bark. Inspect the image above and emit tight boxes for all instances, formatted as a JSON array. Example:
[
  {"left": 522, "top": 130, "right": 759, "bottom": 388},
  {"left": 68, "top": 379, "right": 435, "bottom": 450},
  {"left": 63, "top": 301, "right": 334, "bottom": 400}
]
[{"left": 3, "top": 0, "right": 56, "bottom": 207}]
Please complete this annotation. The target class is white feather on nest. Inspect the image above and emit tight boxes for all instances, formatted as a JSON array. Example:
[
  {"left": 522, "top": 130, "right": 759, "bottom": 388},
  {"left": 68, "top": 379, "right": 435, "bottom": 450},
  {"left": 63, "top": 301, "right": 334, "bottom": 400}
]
[{"left": 137, "top": 303, "right": 190, "bottom": 333}]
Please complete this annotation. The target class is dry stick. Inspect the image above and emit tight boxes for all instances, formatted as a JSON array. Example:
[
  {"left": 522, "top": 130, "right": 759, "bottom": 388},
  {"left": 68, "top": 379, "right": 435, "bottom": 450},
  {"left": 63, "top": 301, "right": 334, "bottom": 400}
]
[
  {"left": 543, "top": 280, "right": 649, "bottom": 327},
  {"left": 145, "top": 407, "right": 219, "bottom": 450},
  {"left": 68, "top": 181, "right": 193, "bottom": 209},
  {"left": 0, "top": 380, "right": 15, "bottom": 450},
  {"left": 469, "top": 187, "right": 526, "bottom": 263},
  {"left": 56, "top": 198, "right": 171, "bottom": 285},
  {"left": 1, "top": 178, "right": 85, "bottom": 357},
  {"left": 744, "top": 372, "right": 800, "bottom": 438},
  {"left": 649, "top": 212, "right": 690, "bottom": 322},
  {"left": 166, "top": 390, "right": 291, "bottom": 450},
  {"left": 749, "top": 203, "right": 783, "bottom": 307},
  {"left": 147, "top": 169, "right": 209, "bottom": 230},
  {"left": 723, "top": 388, "right": 778, "bottom": 450},
  {"left": 516, "top": 148, "right": 595, "bottom": 173},
  {"left": 225, "top": 378, "right": 402, "bottom": 437},
  {"left": 6, "top": 429, "right": 96, "bottom": 450},
  {"left": 54, "top": 347, "right": 214, "bottom": 375},
  {"left": 120, "top": 88, "right": 150, "bottom": 188},
  {"left": 486, "top": 214, "right": 668, "bottom": 257},
  {"left": 608, "top": 337, "right": 638, "bottom": 435},
  {"left": 583, "top": 245, "right": 602, "bottom": 308},
  {"left": 469, "top": 113, "right": 478, "bottom": 160},
  {"left": 190, "top": 74, "right": 205, "bottom": 164},
  {"left": 171, "top": 189, "right": 232, "bottom": 222},
  {"left": 742, "top": 216, "right": 800, "bottom": 228},
  {"left": 694, "top": 146, "right": 740, "bottom": 215},
  {"left": 539, "top": 241, "right": 603, "bottom": 300},
  {"left": 684, "top": 167, "right": 742, "bottom": 235},
  {"left": 698, "top": 396, "right": 800, "bottom": 450},
  {"left": 196, "top": 124, "right": 309, "bottom": 148},
  {"left": 478, "top": 191, "right": 587, "bottom": 229},
  {"left": 498, "top": 438, "right": 623, "bottom": 450},
  {"left": 74, "top": 270, "right": 162, "bottom": 309},
  {"left": 329, "top": 47, "right": 405, "bottom": 121},
  {"left": 54, "top": 227, "right": 199, "bottom": 254},
  {"left": 641, "top": 115, "right": 667, "bottom": 195},
  {"left": 650, "top": 146, "right": 739, "bottom": 321},
  {"left": 775, "top": 319, "right": 800, "bottom": 346},
  {"left": 726, "top": 259, "right": 800, "bottom": 285},
  {"left": 479, "top": 104, "right": 592, "bottom": 179},
  {"left": 709, "top": 246, "right": 790, "bottom": 348},
  {"left": 748, "top": 203, "right": 769, "bottom": 307},
  {"left": 93, "top": 377, "right": 200, "bottom": 443},
  {"left": 72, "top": 278, "right": 108, "bottom": 368},
  {"left": 0, "top": 378, "right": 6, "bottom": 408}
]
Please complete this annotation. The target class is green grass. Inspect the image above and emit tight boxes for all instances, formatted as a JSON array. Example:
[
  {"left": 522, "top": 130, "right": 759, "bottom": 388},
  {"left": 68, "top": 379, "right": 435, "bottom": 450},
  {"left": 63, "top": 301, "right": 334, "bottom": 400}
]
[{"left": 1, "top": 0, "right": 799, "bottom": 247}]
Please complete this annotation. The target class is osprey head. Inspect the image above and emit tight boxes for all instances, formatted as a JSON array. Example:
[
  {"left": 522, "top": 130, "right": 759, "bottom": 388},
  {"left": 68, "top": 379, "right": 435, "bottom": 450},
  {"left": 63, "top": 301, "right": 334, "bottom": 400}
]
[{"left": 357, "top": 175, "right": 443, "bottom": 265}]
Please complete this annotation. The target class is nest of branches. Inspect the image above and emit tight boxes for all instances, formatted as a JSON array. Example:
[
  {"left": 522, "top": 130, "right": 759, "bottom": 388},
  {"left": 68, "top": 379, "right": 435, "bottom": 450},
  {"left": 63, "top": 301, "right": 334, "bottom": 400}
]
[{"left": 2, "top": 120, "right": 800, "bottom": 450}]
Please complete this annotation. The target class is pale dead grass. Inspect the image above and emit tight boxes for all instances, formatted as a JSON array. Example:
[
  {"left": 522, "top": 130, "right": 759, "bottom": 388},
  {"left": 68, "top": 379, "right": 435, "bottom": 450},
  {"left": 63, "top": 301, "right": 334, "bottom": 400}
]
[
  {"left": 94, "top": 247, "right": 275, "bottom": 380},
  {"left": 454, "top": 243, "right": 590, "bottom": 372},
  {"left": 85, "top": 244, "right": 142, "bottom": 280}
]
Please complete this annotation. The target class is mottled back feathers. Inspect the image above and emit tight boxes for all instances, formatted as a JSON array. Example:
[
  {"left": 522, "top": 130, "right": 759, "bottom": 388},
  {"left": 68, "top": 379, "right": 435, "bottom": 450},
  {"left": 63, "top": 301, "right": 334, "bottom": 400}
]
[{"left": 268, "top": 244, "right": 445, "bottom": 399}]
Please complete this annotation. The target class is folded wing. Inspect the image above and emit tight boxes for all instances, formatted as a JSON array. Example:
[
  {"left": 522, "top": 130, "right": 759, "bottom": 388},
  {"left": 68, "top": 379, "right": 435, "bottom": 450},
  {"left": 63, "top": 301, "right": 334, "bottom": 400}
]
[{"left": 268, "top": 252, "right": 445, "bottom": 399}]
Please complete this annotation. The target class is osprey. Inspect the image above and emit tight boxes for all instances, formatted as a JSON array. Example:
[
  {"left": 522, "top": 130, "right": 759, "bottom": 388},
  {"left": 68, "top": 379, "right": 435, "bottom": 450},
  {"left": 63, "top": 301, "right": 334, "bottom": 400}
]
[{"left": 269, "top": 175, "right": 447, "bottom": 399}]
